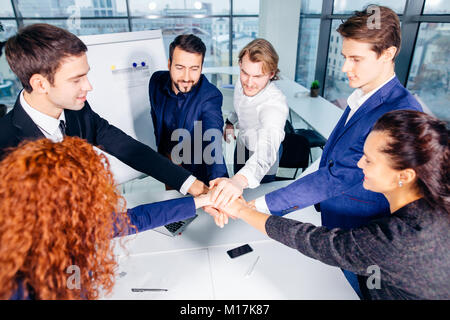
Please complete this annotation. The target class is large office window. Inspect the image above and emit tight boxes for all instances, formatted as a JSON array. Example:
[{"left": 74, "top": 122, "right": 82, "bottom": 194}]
[
  {"left": 0, "top": 4, "right": 17, "bottom": 106},
  {"left": 295, "top": 0, "right": 321, "bottom": 88},
  {"left": 295, "top": 0, "right": 450, "bottom": 124},
  {"left": 229, "top": 16, "right": 259, "bottom": 84},
  {"left": 333, "top": 0, "right": 406, "bottom": 14},
  {"left": 131, "top": 17, "right": 229, "bottom": 69},
  {"left": 0, "top": 0, "right": 259, "bottom": 107},
  {"left": 128, "top": 0, "right": 229, "bottom": 15},
  {"left": 407, "top": 23, "right": 450, "bottom": 121},
  {"left": 423, "top": 0, "right": 450, "bottom": 14},
  {"left": 323, "top": 19, "right": 352, "bottom": 107}
]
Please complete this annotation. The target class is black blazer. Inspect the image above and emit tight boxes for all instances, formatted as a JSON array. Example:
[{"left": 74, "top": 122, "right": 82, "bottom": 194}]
[{"left": 0, "top": 95, "right": 191, "bottom": 191}]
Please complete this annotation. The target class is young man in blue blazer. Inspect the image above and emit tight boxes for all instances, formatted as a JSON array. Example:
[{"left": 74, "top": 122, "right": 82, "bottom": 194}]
[
  {"left": 149, "top": 34, "right": 228, "bottom": 185},
  {"left": 0, "top": 24, "right": 208, "bottom": 197},
  {"left": 249, "top": 6, "right": 423, "bottom": 296}
]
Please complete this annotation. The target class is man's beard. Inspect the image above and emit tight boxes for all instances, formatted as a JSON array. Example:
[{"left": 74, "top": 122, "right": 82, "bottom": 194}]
[{"left": 174, "top": 80, "right": 196, "bottom": 93}]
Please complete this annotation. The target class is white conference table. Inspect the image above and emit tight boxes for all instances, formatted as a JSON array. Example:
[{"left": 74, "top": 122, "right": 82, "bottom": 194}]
[{"left": 103, "top": 161, "right": 359, "bottom": 300}]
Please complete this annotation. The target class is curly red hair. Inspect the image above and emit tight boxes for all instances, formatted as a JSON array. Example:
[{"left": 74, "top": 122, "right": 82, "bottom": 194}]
[{"left": 0, "top": 137, "right": 133, "bottom": 299}]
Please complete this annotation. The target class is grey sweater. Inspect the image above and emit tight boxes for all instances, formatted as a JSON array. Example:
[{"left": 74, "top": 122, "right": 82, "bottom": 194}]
[{"left": 265, "top": 198, "right": 450, "bottom": 300}]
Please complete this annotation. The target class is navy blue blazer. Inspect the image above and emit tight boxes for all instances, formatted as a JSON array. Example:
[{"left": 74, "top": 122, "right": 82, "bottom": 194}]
[
  {"left": 126, "top": 196, "right": 196, "bottom": 234},
  {"left": 149, "top": 71, "right": 228, "bottom": 184},
  {"left": 0, "top": 95, "right": 192, "bottom": 191},
  {"left": 10, "top": 197, "right": 197, "bottom": 299},
  {"left": 264, "top": 77, "right": 423, "bottom": 229}
]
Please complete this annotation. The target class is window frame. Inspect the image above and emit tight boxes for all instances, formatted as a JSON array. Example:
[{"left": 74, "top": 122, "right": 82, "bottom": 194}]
[
  {"left": 296, "top": 0, "right": 450, "bottom": 96},
  {"left": 4, "top": 0, "right": 258, "bottom": 84}
]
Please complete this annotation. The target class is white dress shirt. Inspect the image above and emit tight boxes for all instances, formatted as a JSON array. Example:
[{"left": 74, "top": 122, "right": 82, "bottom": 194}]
[
  {"left": 345, "top": 74, "right": 396, "bottom": 125},
  {"left": 20, "top": 90, "right": 66, "bottom": 142},
  {"left": 255, "top": 74, "right": 396, "bottom": 213},
  {"left": 228, "top": 79, "right": 288, "bottom": 188},
  {"left": 179, "top": 175, "right": 196, "bottom": 195}
]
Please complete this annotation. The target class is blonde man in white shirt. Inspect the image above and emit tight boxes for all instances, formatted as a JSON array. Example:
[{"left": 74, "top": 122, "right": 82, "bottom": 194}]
[{"left": 209, "top": 39, "right": 288, "bottom": 208}]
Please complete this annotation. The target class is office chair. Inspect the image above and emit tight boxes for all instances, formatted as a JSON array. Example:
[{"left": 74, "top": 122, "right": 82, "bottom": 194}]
[
  {"left": 284, "top": 119, "right": 295, "bottom": 135},
  {"left": 294, "top": 128, "right": 327, "bottom": 163},
  {"left": 275, "top": 132, "right": 310, "bottom": 180},
  {"left": 284, "top": 119, "right": 327, "bottom": 163}
]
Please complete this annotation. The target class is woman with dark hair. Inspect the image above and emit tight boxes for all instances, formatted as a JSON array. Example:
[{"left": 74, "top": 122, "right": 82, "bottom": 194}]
[
  {"left": 0, "top": 137, "right": 212, "bottom": 300},
  {"left": 219, "top": 110, "right": 449, "bottom": 299}
]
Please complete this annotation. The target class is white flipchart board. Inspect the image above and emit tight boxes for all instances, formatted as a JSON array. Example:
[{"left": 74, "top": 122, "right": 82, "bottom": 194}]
[{"left": 79, "top": 30, "right": 168, "bottom": 185}]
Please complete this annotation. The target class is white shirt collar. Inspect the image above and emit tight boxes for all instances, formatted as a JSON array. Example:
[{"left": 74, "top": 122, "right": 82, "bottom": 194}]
[
  {"left": 20, "top": 90, "right": 66, "bottom": 139},
  {"left": 347, "top": 74, "right": 396, "bottom": 111}
]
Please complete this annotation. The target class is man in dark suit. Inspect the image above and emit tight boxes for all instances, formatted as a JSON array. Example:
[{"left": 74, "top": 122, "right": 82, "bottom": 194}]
[
  {"left": 149, "top": 34, "right": 228, "bottom": 185},
  {"left": 0, "top": 23, "right": 207, "bottom": 196}
]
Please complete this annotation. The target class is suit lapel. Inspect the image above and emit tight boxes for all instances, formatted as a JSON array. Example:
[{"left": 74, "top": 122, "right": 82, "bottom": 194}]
[
  {"left": 64, "top": 108, "right": 82, "bottom": 138},
  {"left": 324, "top": 77, "right": 400, "bottom": 156},
  {"left": 154, "top": 78, "right": 172, "bottom": 146},
  {"left": 324, "top": 96, "right": 383, "bottom": 158},
  {"left": 343, "top": 95, "right": 383, "bottom": 131},
  {"left": 12, "top": 95, "right": 86, "bottom": 141},
  {"left": 178, "top": 95, "right": 194, "bottom": 130},
  {"left": 11, "top": 96, "right": 45, "bottom": 141},
  {"left": 321, "top": 106, "right": 350, "bottom": 162},
  {"left": 157, "top": 94, "right": 167, "bottom": 145}
]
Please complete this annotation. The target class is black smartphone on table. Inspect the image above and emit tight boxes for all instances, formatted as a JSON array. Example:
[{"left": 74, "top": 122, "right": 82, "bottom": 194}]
[{"left": 227, "top": 244, "right": 253, "bottom": 259}]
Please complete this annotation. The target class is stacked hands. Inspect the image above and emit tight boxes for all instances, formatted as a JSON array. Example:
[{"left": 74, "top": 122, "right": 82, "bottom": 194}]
[
  {"left": 191, "top": 123, "right": 256, "bottom": 227},
  {"left": 193, "top": 177, "right": 256, "bottom": 228}
]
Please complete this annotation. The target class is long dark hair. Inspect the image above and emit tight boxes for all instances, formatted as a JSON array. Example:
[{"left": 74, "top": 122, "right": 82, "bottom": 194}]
[{"left": 372, "top": 110, "right": 449, "bottom": 213}]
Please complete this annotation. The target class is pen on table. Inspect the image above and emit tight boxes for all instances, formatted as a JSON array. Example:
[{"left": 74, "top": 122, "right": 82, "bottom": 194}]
[
  {"left": 131, "top": 288, "right": 168, "bottom": 292},
  {"left": 245, "top": 255, "right": 260, "bottom": 277}
]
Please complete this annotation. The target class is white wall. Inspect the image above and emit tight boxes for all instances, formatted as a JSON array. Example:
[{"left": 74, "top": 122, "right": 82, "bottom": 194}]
[{"left": 259, "top": 0, "right": 301, "bottom": 80}]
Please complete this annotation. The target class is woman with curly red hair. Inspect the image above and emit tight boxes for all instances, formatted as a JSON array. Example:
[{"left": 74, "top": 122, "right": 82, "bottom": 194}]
[{"left": 0, "top": 137, "right": 211, "bottom": 300}]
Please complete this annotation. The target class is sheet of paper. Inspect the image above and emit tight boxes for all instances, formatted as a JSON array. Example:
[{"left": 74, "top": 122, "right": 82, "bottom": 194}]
[{"left": 102, "top": 248, "right": 214, "bottom": 300}]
